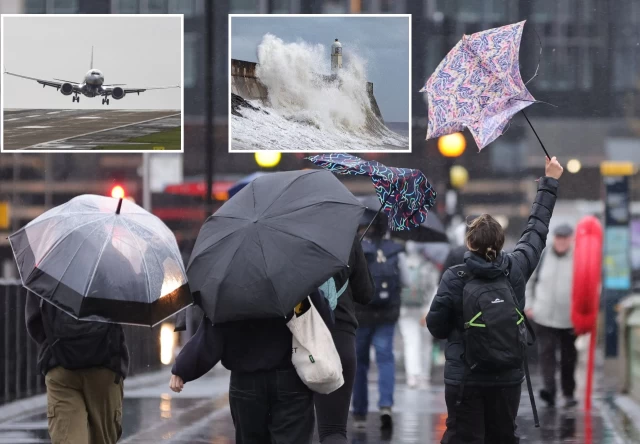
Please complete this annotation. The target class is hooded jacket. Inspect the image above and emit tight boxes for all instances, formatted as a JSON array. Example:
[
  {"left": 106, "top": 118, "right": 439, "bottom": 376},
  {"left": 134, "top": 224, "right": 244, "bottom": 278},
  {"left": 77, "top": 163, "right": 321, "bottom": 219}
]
[{"left": 427, "top": 177, "right": 558, "bottom": 387}]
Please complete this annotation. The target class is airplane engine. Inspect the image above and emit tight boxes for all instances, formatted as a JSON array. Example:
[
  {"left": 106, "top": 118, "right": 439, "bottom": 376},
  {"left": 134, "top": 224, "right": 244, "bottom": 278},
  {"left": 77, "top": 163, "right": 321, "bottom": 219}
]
[
  {"left": 112, "top": 87, "right": 126, "bottom": 100},
  {"left": 60, "top": 83, "right": 74, "bottom": 96}
]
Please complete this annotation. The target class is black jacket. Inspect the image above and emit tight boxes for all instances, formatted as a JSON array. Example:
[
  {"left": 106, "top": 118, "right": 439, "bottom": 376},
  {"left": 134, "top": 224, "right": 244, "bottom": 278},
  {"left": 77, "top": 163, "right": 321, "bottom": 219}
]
[
  {"left": 172, "top": 289, "right": 333, "bottom": 381},
  {"left": 427, "top": 177, "right": 558, "bottom": 387},
  {"left": 25, "top": 292, "right": 130, "bottom": 378},
  {"left": 332, "top": 237, "right": 375, "bottom": 335},
  {"left": 440, "top": 245, "right": 468, "bottom": 282}
]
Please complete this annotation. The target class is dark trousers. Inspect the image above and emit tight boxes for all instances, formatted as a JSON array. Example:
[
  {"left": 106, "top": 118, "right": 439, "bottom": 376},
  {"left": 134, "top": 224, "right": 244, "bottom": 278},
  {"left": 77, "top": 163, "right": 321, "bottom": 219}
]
[
  {"left": 314, "top": 329, "right": 357, "bottom": 444},
  {"left": 536, "top": 325, "right": 577, "bottom": 398},
  {"left": 441, "top": 384, "right": 521, "bottom": 444},
  {"left": 229, "top": 368, "right": 315, "bottom": 444}
]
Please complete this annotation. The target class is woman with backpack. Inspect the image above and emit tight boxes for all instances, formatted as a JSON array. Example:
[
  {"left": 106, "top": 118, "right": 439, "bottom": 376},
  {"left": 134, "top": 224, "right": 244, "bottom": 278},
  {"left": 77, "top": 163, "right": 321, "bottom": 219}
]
[
  {"left": 427, "top": 156, "right": 564, "bottom": 443},
  {"left": 314, "top": 235, "right": 375, "bottom": 443}
]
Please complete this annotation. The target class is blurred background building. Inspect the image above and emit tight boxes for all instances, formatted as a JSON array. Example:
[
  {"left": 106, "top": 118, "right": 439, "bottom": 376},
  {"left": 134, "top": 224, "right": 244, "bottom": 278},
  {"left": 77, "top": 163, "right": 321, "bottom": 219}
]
[{"left": 1, "top": 0, "right": 640, "bottom": 283}]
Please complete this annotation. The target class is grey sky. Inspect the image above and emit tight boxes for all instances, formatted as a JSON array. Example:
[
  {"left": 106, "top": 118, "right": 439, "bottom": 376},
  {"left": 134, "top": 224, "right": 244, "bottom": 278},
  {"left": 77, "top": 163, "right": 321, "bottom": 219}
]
[
  {"left": 231, "top": 16, "right": 409, "bottom": 123},
  {"left": 2, "top": 15, "right": 181, "bottom": 110}
]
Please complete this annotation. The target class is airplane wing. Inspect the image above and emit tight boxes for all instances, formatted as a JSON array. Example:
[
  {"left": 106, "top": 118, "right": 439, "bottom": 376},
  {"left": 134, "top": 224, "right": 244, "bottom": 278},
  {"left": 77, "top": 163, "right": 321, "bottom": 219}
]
[
  {"left": 102, "top": 85, "right": 180, "bottom": 96},
  {"left": 4, "top": 70, "right": 82, "bottom": 91}
]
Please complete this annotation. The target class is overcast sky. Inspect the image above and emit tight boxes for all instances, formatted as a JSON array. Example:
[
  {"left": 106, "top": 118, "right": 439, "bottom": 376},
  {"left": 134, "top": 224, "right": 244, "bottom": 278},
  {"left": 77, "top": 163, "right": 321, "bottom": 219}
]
[
  {"left": 2, "top": 16, "right": 181, "bottom": 110},
  {"left": 231, "top": 16, "right": 409, "bottom": 123}
]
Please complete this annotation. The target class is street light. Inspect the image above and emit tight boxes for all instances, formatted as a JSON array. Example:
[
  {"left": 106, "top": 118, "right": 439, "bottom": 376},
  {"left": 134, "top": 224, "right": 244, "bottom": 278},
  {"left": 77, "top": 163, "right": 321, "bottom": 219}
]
[
  {"left": 450, "top": 165, "right": 469, "bottom": 189},
  {"left": 255, "top": 152, "right": 282, "bottom": 168},
  {"left": 111, "top": 185, "right": 125, "bottom": 199},
  {"left": 438, "top": 133, "right": 466, "bottom": 158},
  {"left": 567, "top": 159, "right": 582, "bottom": 174}
]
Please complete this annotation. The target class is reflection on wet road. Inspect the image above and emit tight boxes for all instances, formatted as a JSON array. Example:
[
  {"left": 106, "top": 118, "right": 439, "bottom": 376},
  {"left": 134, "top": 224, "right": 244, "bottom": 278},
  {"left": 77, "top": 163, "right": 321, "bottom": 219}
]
[{"left": 0, "top": 370, "right": 639, "bottom": 443}]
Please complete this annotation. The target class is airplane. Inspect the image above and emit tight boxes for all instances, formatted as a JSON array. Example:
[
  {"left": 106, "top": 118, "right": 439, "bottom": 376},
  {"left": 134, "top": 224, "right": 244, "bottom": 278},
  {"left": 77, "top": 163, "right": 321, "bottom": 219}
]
[{"left": 3, "top": 46, "right": 180, "bottom": 105}]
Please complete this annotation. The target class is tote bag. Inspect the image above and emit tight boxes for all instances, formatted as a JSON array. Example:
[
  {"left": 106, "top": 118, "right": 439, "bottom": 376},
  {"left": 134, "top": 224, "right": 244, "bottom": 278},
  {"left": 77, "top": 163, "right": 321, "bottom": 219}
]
[{"left": 287, "top": 297, "right": 344, "bottom": 394}]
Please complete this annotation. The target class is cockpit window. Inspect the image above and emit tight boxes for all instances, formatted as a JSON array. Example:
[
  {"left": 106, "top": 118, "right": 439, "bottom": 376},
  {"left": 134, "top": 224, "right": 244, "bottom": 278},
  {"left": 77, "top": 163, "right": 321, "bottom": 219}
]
[{"left": 92, "top": 72, "right": 101, "bottom": 75}]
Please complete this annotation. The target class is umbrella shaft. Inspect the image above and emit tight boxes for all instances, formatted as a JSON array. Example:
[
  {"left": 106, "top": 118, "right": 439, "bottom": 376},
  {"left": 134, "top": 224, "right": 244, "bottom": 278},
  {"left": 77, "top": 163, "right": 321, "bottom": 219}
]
[
  {"left": 359, "top": 194, "right": 391, "bottom": 242},
  {"left": 522, "top": 110, "right": 551, "bottom": 159}
]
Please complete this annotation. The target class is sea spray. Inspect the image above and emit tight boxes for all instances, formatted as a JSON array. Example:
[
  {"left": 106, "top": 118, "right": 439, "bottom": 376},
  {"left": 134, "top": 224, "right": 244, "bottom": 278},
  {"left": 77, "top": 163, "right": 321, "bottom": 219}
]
[{"left": 232, "top": 33, "right": 408, "bottom": 151}]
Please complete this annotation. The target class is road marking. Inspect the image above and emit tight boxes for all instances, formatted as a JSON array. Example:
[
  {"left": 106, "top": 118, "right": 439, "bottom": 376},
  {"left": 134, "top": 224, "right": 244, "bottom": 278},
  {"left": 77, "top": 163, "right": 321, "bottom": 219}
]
[
  {"left": 76, "top": 117, "right": 102, "bottom": 119},
  {"left": 24, "top": 115, "right": 40, "bottom": 118},
  {"left": 46, "top": 111, "right": 60, "bottom": 114},
  {"left": 18, "top": 126, "right": 52, "bottom": 129},
  {"left": 18, "top": 112, "right": 181, "bottom": 150},
  {"left": 5, "top": 118, "right": 20, "bottom": 121}
]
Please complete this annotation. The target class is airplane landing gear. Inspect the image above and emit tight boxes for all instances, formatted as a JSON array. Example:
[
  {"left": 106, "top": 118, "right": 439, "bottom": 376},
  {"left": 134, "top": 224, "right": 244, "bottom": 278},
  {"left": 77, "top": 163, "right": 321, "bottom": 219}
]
[
  {"left": 102, "top": 98, "right": 110, "bottom": 105},
  {"left": 72, "top": 95, "right": 80, "bottom": 103}
]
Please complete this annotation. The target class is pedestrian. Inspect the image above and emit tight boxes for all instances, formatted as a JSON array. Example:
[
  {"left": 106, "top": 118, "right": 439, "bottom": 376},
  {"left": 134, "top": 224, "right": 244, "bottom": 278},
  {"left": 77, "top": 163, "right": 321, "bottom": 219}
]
[
  {"left": 352, "top": 214, "right": 406, "bottom": 430},
  {"left": 170, "top": 289, "right": 334, "bottom": 444},
  {"left": 427, "top": 156, "right": 564, "bottom": 443},
  {"left": 525, "top": 223, "right": 578, "bottom": 408},
  {"left": 399, "top": 241, "right": 439, "bottom": 389},
  {"left": 314, "top": 235, "right": 375, "bottom": 444},
  {"left": 25, "top": 243, "right": 131, "bottom": 444}
]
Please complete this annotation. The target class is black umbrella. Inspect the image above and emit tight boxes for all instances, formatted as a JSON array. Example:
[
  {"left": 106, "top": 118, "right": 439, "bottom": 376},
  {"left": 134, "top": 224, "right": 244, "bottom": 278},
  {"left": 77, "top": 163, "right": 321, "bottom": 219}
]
[
  {"left": 187, "top": 169, "right": 365, "bottom": 323},
  {"left": 357, "top": 195, "right": 448, "bottom": 243}
]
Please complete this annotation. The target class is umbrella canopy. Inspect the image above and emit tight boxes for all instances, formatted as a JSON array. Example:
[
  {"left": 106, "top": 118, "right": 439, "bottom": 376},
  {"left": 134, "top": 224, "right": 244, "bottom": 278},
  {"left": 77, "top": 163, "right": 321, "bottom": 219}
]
[
  {"left": 357, "top": 195, "right": 447, "bottom": 243},
  {"left": 307, "top": 153, "right": 437, "bottom": 231},
  {"left": 227, "top": 172, "right": 270, "bottom": 199},
  {"left": 421, "top": 21, "right": 535, "bottom": 150},
  {"left": 9, "top": 195, "right": 192, "bottom": 326},
  {"left": 187, "top": 169, "right": 365, "bottom": 323}
]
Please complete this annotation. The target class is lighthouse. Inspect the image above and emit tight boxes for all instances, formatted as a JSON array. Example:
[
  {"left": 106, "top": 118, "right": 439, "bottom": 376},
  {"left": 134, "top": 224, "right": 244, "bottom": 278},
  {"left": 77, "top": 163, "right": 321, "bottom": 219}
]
[{"left": 331, "top": 38, "right": 342, "bottom": 72}]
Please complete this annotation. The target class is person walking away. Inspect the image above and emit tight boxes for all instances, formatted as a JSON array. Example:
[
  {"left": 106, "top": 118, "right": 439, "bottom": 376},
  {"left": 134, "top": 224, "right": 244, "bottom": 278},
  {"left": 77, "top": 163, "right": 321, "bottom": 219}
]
[
  {"left": 427, "top": 156, "right": 564, "bottom": 443},
  {"left": 314, "top": 235, "right": 375, "bottom": 444},
  {"left": 525, "top": 223, "right": 577, "bottom": 408},
  {"left": 170, "top": 289, "right": 334, "bottom": 444},
  {"left": 352, "top": 215, "right": 406, "bottom": 430},
  {"left": 399, "top": 241, "right": 438, "bottom": 388},
  {"left": 25, "top": 243, "right": 132, "bottom": 444}
]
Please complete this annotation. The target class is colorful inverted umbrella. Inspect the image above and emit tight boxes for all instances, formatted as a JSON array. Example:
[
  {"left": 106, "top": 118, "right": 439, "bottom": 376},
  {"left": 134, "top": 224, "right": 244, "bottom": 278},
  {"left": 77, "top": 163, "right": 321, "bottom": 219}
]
[
  {"left": 306, "top": 153, "right": 437, "bottom": 233},
  {"left": 420, "top": 20, "right": 551, "bottom": 157}
]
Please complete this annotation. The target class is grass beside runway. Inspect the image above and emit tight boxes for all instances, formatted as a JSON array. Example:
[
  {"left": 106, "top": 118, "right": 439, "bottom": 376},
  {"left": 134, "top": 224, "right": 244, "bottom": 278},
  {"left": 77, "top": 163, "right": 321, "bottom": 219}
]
[{"left": 94, "top": 126, "right": 181, "bottom": 150}]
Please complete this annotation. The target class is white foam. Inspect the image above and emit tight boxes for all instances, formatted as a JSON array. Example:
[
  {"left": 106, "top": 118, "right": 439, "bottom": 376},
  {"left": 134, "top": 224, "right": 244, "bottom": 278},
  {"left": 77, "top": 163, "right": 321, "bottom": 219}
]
[{"left": 232, "top": 33, "right": 407, "bottom": 151}]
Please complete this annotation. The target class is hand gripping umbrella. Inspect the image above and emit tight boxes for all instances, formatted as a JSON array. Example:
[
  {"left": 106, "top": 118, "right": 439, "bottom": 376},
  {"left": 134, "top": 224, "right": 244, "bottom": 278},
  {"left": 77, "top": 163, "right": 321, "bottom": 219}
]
[
  {"left": 186, "top": 169, "right": 365, "bottom": 324},
  {"left": 420, "top": 20, "right": 552, "bottom": 158},
  {"left": 9, "top": 195, "right": 192, "bottom": 326},
  {"left": 306, "top": 153, "right": 437, "bottom": 239}
]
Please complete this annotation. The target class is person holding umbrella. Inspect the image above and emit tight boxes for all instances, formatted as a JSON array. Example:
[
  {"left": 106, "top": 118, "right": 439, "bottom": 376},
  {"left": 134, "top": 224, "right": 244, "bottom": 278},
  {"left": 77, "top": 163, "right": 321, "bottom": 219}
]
[{"left": 427, "top": 156, "right": 563, "bottom": 443}]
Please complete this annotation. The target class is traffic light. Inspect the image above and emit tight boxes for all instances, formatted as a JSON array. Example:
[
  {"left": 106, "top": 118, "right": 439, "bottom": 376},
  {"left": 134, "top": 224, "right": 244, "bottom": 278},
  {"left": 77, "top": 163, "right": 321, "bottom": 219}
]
[{"left": 111, "top": 185, "right": 126, "bottom": 199}]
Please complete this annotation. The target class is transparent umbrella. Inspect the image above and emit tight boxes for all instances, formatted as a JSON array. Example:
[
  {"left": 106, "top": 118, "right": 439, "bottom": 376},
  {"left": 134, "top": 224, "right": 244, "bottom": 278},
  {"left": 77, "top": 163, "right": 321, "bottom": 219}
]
[{"left": 8, "top": 194, "right": 192, "bottom": 326}]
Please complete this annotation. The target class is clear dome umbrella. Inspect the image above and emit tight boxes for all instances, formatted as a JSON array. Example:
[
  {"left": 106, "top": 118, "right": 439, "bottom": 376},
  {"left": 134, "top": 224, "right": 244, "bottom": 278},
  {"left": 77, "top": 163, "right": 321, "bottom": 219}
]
[{"left": 8, "top": 195, "right": 192, "bottom": 326}]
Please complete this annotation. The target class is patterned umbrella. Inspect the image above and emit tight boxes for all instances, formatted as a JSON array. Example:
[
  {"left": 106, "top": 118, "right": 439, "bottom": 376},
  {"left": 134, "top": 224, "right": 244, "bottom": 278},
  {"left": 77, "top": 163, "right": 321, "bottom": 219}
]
[
  {"left": 306, "top": 153, "right": 437, "bottom": 232},
  {"left": 420, "top": 20, "right": 550, "bottom": 157}
]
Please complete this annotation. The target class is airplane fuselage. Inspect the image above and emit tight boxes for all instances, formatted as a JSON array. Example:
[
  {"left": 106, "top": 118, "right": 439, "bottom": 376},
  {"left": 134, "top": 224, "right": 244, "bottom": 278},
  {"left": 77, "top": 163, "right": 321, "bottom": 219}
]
[{"left": 81, "top": 69, "right": 104, "bottom": 97}]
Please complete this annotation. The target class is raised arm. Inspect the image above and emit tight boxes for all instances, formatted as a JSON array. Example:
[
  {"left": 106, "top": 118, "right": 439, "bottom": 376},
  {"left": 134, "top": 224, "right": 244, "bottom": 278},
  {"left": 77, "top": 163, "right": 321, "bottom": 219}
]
[{"left": 508, "top": 157, "right": 563, "bottom": 283}]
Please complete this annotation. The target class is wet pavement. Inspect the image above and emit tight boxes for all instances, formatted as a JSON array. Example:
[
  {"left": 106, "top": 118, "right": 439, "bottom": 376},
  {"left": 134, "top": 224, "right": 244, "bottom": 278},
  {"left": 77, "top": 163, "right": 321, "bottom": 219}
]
[{"left": 1, "top": 367, "right": 638, "bottom": 443}]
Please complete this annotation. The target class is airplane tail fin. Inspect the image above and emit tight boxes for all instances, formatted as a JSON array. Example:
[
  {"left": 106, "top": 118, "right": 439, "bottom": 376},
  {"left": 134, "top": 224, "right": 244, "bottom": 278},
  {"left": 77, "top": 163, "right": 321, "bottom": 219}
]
[{"left": 90, "top": 46, "right": 94, "bottom": 69}]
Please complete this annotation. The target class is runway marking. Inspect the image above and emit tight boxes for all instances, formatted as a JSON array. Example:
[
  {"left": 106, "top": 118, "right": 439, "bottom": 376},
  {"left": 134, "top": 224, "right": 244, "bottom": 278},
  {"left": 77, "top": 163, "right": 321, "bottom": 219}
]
[
  {"left": 24, "top": 115, "right": 41, "bottom": 118},
  {"left": 5, "top": 118, "right": 20, "bottom": 121},
  {"left": 76, "top": 117, "right": 102, "bottom": 119},
  {"left": 18, "top": 126, "right": 52, "bottom": 129},
  {"left": 46, "top": 111, "right": 61, "bottom": 115},
  {"left": 19, "top": 112, "right": 181, "bottom": 150}
]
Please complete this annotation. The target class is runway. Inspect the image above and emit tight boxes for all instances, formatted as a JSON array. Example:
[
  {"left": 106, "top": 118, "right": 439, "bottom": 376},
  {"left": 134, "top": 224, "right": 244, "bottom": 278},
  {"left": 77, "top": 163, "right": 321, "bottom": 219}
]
[{"left": 2, "top": 109, "right": 181, "bottom": 150}]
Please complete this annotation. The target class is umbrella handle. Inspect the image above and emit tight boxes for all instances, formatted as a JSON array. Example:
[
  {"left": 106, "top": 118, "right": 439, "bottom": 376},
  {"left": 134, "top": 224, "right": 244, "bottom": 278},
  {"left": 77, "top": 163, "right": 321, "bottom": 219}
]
[
  {"left": 359, "top": 193, "right": 391, "bottom": 243},
  {"left": 521, "top": 110, "right": 551, "bottom": 159}
]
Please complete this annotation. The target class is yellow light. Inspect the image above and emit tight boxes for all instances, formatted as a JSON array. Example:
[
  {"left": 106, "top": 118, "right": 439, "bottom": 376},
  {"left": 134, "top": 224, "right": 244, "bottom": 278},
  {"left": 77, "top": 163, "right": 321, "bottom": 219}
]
[
  {"left": 600, "top": 161, "right": 636, "bottom": 177},
  {"left": 438, "top": 133, "right": 466, "bottom": 158},
  {"left": 567, "top": 159, "right": 582, "bottom": 174},
  {"left": 449, "top": 165, "right": 469, "bottom": 189},
  {"left": 160, "top": 324, "right": 175, "bottom": 365},
  {"left": 255, "top": 151, "right": 282, "bottom": 168},
  {"left": 111, "top": 185, "right": 125, "bottom": 199}
]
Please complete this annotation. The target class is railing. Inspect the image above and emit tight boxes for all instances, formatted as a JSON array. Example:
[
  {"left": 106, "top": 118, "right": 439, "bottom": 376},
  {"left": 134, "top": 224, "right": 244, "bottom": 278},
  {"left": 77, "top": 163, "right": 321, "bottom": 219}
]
[{"left": 0, "top": 280, "right": 163, "bottom": 405}]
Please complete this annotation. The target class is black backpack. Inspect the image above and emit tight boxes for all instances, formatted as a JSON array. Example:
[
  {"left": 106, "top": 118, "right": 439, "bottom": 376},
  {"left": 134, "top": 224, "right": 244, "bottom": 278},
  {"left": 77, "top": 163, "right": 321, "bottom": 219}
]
[
  {"left": 362, "top": 239, "right": 403, "bottom": 307},
  {"left": 458, "top": 267, "right": 540, "bottom": 427},
  {"left": 40, "top": 300, "right": 123, "bottom": 382}
]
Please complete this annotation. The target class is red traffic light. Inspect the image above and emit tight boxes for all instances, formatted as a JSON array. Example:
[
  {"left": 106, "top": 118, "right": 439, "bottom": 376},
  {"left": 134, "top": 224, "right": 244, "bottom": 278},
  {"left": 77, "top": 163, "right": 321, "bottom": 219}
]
[{"left": 111, "top": 185, "right": 125, "bottom": 199}]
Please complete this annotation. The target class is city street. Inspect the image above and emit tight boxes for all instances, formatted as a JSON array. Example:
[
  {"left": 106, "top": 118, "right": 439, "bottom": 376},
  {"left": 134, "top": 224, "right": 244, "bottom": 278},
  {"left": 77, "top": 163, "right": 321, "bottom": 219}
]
[{"left": 1, "top": 366, "right": 639, "bottom": 443}]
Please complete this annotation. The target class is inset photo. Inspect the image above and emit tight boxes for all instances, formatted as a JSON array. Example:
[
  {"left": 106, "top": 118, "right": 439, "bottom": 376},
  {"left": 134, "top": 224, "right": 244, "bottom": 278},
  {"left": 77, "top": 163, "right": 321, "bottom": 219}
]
[
  {"left": 1, "top": 14, "right": 182, "bottom": 152},
  {"left": 229, "top": 14, "right": 410, "bottom": 152}
]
